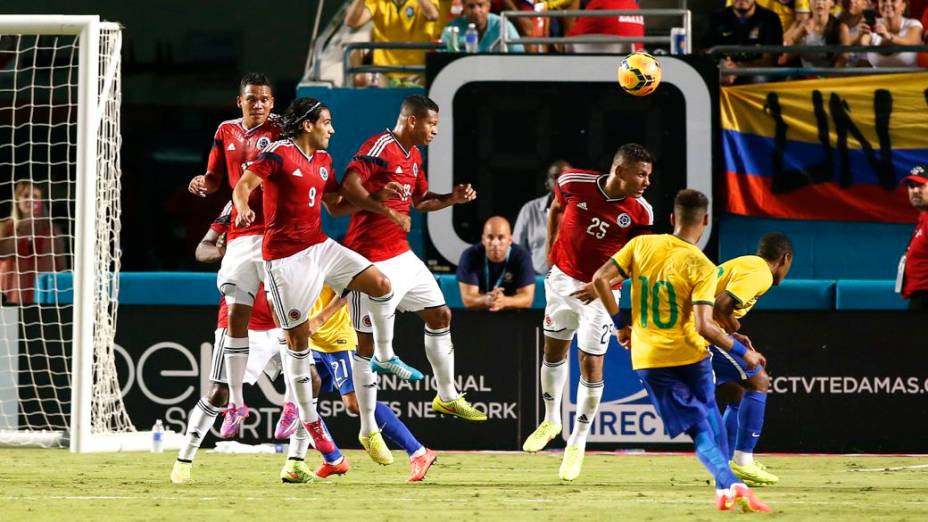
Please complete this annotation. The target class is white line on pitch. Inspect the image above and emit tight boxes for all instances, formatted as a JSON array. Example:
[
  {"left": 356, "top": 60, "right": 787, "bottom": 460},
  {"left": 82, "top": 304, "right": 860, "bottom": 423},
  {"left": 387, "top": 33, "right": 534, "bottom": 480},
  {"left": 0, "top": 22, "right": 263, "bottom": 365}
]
[{"left": 848, "top": 464, "right": 928, "bottom": 472}]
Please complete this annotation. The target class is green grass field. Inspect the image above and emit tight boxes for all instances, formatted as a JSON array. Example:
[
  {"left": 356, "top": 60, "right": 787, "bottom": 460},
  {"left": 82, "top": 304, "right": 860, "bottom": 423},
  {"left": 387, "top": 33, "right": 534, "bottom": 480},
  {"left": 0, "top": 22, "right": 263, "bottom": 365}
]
[{"left": 2, "top": 449, "right": 926, "bottom": 520}]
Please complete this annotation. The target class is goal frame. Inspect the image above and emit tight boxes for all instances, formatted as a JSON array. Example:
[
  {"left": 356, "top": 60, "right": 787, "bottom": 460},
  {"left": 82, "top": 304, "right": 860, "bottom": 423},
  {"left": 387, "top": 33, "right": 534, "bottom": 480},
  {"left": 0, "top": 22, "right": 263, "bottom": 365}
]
[{"left": 0, "top": 15, "right": 139, "bottom": 453}]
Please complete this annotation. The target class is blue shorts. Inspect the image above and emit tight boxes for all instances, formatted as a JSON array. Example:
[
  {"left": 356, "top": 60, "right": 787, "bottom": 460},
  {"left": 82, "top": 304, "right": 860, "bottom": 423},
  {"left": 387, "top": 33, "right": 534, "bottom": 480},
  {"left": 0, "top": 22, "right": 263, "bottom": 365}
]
[
  {"left": 312, "top": 350, "right": 355, "bottom": 396},
  {"left": 709, "top": 345, "right": 761, "bottom": 385},
  {"left": 636, "top": 357, "right": 716, "bottom": 438}
]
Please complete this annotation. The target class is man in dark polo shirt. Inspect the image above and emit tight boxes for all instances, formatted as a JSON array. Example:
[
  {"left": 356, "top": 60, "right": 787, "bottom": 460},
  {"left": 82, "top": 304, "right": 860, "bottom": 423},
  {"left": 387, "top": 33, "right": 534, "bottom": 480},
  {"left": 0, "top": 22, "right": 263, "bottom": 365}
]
[
  {"left": 900, "top": 165, "right": 928, "bottom": 310},
  {"left": 705, "top": 0, "right": 784, "bottom": 85},
  {"left": 457, "top": 216, "right": 535, "bottom": 311}
]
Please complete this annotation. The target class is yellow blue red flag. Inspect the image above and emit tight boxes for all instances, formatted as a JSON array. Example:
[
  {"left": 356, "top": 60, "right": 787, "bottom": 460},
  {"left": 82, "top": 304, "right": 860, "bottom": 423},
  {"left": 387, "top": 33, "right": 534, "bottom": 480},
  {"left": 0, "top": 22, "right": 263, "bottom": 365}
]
[{"left": 720, "top": 73, "right": 928, "bottom": 223}]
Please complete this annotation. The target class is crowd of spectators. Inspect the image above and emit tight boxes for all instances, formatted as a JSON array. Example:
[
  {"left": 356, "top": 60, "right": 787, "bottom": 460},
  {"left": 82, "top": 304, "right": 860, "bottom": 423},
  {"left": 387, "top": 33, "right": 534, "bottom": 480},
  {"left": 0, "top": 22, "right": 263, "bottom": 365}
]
[{"left": 342, "top": 0, "right": 928, "bottom": 87}]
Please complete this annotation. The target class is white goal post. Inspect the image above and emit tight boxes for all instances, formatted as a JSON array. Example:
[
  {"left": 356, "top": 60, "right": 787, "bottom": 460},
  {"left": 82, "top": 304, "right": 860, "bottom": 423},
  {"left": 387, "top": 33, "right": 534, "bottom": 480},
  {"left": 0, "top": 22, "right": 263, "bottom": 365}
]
[{"left": 0, "top": 15, "right": 168, "bottom": 452}]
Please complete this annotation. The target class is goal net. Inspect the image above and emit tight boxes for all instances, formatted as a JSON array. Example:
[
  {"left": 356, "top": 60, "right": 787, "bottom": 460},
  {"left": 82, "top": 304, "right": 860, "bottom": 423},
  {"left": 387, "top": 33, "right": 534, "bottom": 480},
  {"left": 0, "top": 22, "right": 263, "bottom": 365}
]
[{"left": 0, "top": 16, "right": 135, "bottom": 451}]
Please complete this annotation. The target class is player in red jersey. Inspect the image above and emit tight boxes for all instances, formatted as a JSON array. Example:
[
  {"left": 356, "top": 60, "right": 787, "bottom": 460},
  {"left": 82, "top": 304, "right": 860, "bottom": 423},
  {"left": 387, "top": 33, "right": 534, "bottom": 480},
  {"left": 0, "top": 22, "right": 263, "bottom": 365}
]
[
  {"left": 171, "top": 203, "right": 285, "bottom": 484},
  {"left": 233, "top": 97, "right": 399, "bottom": 458},
  {"left": 187, "top": 73, "right": 280, "bottom": 437},
  {"left": 339, "top": 95, "right": 485, "bottom": 463},
  {"left": 522, "top": 144, "right": 655, "bottom": 475}
]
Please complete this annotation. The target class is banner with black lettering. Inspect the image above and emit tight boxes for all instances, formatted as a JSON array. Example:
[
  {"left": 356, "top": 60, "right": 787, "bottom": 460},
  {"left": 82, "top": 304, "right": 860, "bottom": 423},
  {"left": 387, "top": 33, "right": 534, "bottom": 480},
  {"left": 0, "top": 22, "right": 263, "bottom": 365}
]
[{"left": 721, "top": 73, "right": 928, "bottom": 223}]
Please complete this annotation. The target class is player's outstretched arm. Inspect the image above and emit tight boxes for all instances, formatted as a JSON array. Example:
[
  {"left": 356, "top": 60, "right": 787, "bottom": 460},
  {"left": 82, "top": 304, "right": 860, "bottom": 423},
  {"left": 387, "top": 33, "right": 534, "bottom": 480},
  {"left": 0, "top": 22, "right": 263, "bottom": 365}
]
[
  {"left": 195, "top": 227, "right": 226, "bottom": 264},
  {"left": 232, "top": 170, "right": 262, "bottom": 227},
  {"left": 591, "top": 259, "right": 626, "bottom": 317},
  {"left": 308, "top": 295, "right": 348, "bottom": 334},
  {"left": 694, "top": 304, "right": 766, "bottom": 369},
  {"left": 545, "top": 196, "right": 564, "bottom": 268},
  {"left": 188, "top": 171, "right": 222, "bottom": 197},
  {"left": 413, "top": 184, "right": 476, "bottom": 212},
  {"left": 341, "top": 171, "right": 411, "bottom": 231},
  {"left": 713, "top": 292, "right": 741, "bottom": 333}
]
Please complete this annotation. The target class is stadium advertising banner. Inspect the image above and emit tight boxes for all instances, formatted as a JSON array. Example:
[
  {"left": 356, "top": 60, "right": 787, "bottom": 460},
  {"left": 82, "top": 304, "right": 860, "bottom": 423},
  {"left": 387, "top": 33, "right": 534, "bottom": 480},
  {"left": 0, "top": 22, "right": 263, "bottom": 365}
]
[
  {"left": 721, "top": 72, "right": 928, "bottom": 223},
  {"left": 109, "top": 307, "right": 535, "bottom": 451}
]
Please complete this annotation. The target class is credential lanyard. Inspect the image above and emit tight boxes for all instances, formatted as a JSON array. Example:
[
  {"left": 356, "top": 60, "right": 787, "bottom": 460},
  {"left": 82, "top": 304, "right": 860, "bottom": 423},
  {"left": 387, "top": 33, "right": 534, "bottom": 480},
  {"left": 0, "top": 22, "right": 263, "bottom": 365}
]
[{"left": 484, "top": 247, "right": 511, "bottom": 293}]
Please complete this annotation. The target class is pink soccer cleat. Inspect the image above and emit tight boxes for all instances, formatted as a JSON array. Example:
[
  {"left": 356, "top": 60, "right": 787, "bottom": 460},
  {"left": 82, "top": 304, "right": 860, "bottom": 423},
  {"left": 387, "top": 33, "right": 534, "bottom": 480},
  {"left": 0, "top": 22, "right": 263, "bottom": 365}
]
[
  {"left": 275, "top": 402, "right": 299, "bottom": 440},
  {"left": 219, "top": 404, "right": 250, "bottom": 439},
  {"left": 407, "top": 448, "right": 438, "bottom": 482},
  {"left": 304, "top": 419, "right": 336, "bottom": 455},
  {"left": 731, "top": 483, "right": 773, "bottom": 513}
]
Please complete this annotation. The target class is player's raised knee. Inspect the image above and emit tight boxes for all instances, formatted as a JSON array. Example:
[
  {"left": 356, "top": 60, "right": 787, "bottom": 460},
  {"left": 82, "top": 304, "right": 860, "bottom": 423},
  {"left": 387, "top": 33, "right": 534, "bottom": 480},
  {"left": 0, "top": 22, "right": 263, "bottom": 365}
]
[
  {"left": 208, "top": 383, "right": 229, "bottom": 408},
  {"left": 425, "top": 305, "right": 451, "bottom": 329},
  {"left": 368, "top": 271, "right": 392, "bottom": 297}
]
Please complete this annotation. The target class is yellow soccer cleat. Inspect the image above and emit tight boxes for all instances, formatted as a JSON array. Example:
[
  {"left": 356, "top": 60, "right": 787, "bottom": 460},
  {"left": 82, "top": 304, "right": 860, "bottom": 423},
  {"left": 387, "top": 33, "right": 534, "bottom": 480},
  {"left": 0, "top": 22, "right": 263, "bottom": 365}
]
[
  {"left": 359, "top": 430, "right": 394, "bottom": 465},
  {"left": 432, "top": 393, "right": 487, "bottom": 422},
  {"left": 170, "top": 460, "right": 192, "bottom": 484},
  {"left": 730, "top": 460, "right": 779, "bottom": 486},
  {"left": 558, "top": 445, "right": 585, "bottom": 481},
  {"left": 280, "top": 458, "right": 314, "bottom": 484},
  {"left": 522, "top": 421, "right": 562, "bottom": 453}
]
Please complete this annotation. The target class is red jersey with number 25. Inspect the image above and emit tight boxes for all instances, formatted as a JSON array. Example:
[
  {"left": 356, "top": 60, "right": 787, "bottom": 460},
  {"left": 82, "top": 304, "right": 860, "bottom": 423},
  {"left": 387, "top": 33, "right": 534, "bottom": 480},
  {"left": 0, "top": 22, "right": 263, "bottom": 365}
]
[
  {"left": 207, "top": 116, "right": 281, "bottom": 240},
  {"left": 342, "top": 130, "right": 428, "bottom": 262},
  {"left": 550, "top": 169, "right": 653, "bottom": 282},
  {"left": 248, "top": 140, "right": 338, "bottom": 260}
]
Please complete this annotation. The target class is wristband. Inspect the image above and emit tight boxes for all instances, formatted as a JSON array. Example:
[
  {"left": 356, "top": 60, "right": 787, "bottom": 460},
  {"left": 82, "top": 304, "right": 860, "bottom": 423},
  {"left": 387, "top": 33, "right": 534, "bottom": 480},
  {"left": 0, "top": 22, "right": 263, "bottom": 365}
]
[
  {"left": 729, "top": 338, "right": 747, "bottom": 357},
  {"left": 611, "top": 311, "right": 625, "bottom": 329}
]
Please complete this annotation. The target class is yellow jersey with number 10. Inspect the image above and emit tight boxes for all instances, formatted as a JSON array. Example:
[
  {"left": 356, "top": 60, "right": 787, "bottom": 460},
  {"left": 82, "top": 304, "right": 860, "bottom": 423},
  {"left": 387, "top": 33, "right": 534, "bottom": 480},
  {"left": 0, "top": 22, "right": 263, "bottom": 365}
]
[
  {"left": 308, "top": 286, "right": 357, "bottom": 353},
  {"left": 715, "top": 255, "right": 773, "bottom": 320},
  {"left": 611, "top": 234, "right": 718, "bottom": 371}
]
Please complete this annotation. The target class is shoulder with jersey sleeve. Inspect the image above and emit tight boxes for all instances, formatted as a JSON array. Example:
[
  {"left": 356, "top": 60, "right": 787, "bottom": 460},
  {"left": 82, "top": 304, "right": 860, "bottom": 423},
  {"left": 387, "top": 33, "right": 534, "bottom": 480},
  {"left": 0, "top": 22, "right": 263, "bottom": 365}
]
[
  {"left": 725, "top": 255, "right": 773, "bottom": 302},
  {"left": 250, "top": 139, "right": 290, "bottom": 177},
  {"left": 632, "top": 196, "right": 655, "bottom": 225},
  {"left": 347, "top": 132, "right": 393, "bottom": 175},
  {"left": 455, "top": 243, "right": 483, "bottom": 284},
  {"left": 557, "top": 169, "right": 601, "bottom": 190}
]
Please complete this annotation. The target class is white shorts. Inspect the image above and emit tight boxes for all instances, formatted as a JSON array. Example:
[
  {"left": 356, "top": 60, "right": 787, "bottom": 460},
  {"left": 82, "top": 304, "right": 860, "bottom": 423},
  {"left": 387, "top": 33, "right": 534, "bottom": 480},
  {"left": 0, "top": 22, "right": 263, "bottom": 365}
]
[
  {"left": 264, "top": 238, "right": 373, "bottom": 330},
  {"left": 349, "top": 250, "right": 445, "bottom": 333},
  {"left": 217, "top": 235, "right": 264, "bottom": 306},
  {"left": 542, "top": 265, "right": 620, "bottom": 356},
  {"left": 209, "top": 327, "right": 283, "bottom": 385}
]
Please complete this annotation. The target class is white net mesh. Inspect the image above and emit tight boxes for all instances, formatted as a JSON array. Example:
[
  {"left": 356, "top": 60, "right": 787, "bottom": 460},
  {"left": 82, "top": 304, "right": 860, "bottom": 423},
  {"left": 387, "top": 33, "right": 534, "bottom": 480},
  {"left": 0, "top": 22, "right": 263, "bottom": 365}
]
[{"left": 0, "top": 22, "right": 130, "bottom": 447}]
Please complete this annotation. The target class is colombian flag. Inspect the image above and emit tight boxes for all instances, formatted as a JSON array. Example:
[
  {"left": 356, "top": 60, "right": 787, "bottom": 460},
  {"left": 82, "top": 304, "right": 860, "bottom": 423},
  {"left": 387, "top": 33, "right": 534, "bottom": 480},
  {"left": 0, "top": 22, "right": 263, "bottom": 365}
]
[{"left": 721, "top": 73, "right": 928, "bottom": 223}]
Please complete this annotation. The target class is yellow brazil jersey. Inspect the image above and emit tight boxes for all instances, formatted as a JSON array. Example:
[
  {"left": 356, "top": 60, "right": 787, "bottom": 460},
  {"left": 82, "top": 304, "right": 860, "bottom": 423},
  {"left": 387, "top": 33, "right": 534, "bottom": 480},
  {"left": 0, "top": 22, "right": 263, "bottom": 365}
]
[
  {"left": 611, "top": 234, "right": 718, "bottom": 371},
  {"left": 715, "top": 255, "right": 773, "bottom": 321},
  {"left": 726, "top": 0, "right": 810, "bottom": 34},
  {"left": 308, "top": 286, "right": 357, "bottom": 353},
  {"left": 367, "top": 0, "right": 442, "bottom": 69}
]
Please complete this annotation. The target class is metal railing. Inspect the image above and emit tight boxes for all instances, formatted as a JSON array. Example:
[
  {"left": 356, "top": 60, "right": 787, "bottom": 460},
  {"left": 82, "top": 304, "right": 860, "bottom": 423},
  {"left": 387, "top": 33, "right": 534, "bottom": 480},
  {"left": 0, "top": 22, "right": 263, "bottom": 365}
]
[
  {"left": 500, "top": 9, "right": 691, "bottom": 54},
  {"left": 707, "top": 44, "right": 928, "bottom": 77},
  {"left": 342, "top": 41, "right": 444, "bottom": 83}
]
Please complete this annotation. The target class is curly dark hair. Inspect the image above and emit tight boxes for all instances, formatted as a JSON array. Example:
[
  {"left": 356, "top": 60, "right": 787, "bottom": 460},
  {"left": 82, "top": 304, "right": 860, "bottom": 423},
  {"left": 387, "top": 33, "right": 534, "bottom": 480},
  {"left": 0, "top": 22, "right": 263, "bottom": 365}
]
[
  {"left": 280, "top": 97, "right": 327, "bottom": 139},
  {"left": 673, "top": 189, "right": 709, "bottom": 225},
  {"left": 239, "top": 72, "right": 271, "bottom": 93},
  {"left": 757, "top": 232, "right": 793, "bottom": 262},
  {"left": 613, "top": 143, "right": 655, "bottom": 166}
]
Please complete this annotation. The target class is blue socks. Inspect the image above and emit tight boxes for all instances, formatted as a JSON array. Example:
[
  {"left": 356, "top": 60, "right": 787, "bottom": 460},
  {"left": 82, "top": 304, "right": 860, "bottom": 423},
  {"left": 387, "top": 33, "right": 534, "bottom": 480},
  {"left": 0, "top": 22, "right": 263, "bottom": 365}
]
[
  {"left": 705, "top": 401, "right": 730, "bottom": 462},
  {"left": 735, "top": 391, "right": 767, "bottom": 453},
  {"left": 319, "top": 419, "right": 344, "bottom": 464},
  {"left": 723, "top": 401, "right": 740, "bottom": 460},
  {"left": 375, "top": 401, "right": 423, "bottom": 456},
  {"left": 688, "top": 420, "right": 739, "bottom": 489}
]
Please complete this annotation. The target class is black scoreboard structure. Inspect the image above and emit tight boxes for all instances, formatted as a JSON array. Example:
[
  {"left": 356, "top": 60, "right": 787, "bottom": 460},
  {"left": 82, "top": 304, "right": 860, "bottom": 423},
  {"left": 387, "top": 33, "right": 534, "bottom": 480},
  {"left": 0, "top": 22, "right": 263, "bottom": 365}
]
[{"left": 424, "top": 54, "right": 719, "bottom": 270}]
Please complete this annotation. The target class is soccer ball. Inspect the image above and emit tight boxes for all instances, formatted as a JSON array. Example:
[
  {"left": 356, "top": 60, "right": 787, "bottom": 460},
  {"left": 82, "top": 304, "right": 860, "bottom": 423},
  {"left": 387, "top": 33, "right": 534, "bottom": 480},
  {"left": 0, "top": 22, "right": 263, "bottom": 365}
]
[{"left": 618, "top": 52, "right": 662, "bottom": 97}]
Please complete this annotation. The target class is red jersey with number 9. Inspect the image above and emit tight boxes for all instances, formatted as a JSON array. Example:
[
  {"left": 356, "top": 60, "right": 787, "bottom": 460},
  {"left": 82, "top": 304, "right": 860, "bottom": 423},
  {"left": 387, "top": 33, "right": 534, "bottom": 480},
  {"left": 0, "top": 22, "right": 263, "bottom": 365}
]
[
  {"left": 342, "top": 130, "right": 429, "bottom": 262},
  {"left": 550, "top": 169, "right": 654, "bottom": 282},
  {"left": 248, "top": 139, "right": 338, "bottom": 260}
]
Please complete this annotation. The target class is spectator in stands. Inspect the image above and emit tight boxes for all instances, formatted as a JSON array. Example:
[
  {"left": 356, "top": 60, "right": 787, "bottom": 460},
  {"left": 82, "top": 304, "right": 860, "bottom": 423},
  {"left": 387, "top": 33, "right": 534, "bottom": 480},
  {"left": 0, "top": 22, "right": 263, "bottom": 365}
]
[
  {"left": 0, "top": 181, "right": 68, "bottom": 304},
  {"left": 861, "top": 0, "right": 924, "bottom": 67},
  {"left": 838, "top": 0, "right": 874, "bottom": 66},
  {"left": 900, "top": 165, "right": 928, "bottom": 310},
  {"left": 728, "top": 0, "right": 810, "bottom": 33},
  {"left": 441, "top": 0, "right": 524, "bottom": 52},
  {"left": 706, "top": 0, "right": 785, "bottom": 85},
  {"left": 457, "top": 216, "right": 535, "bottom": 311},
  {"left": 346, "top": 0, "right": 450, "bottom": 86},
  {"left": 563, "top": 0, "right": 645, "bottom": 54},
  {"left": 784, "top": 0, "right": 842, "bottom": 67},
  {"left": 513, "top": 160, "right": 571, "bottom": 274},
  {"left": 920, "top": 5, "right": 928, "bottom": 66}
]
